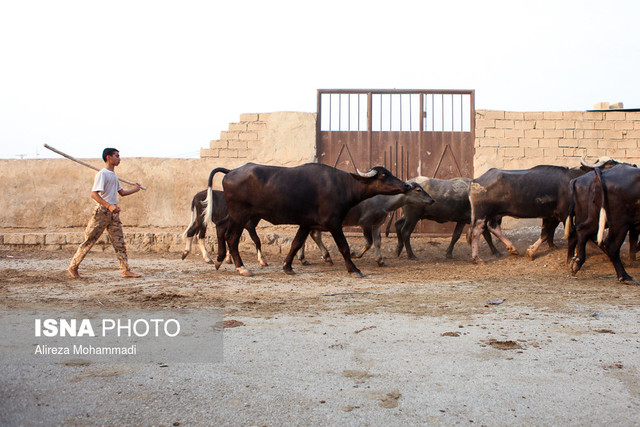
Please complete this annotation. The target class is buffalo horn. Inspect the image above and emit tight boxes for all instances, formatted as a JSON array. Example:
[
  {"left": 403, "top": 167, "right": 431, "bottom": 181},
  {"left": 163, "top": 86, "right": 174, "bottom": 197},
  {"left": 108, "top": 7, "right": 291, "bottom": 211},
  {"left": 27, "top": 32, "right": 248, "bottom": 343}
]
[
  {"left": 356, "top": 168, "right": 378, "bottom": 178},
  {"left": 580, "top": 155, "right": 612, "bottom": 169}
]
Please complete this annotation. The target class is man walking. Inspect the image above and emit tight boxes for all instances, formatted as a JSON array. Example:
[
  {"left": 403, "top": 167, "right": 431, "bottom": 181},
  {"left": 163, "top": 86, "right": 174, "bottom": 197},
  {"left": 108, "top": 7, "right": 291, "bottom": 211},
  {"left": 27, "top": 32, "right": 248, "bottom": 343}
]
[{"left": 68, "top": 148, "right": 143, "bottom": 279}]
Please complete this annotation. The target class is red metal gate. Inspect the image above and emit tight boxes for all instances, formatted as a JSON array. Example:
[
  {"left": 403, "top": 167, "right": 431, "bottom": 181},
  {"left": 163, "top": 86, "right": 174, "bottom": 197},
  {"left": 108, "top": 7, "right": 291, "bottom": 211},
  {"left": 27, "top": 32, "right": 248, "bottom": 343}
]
[{"left": 317, "top": 89, "right": 475, "bottom": 234}]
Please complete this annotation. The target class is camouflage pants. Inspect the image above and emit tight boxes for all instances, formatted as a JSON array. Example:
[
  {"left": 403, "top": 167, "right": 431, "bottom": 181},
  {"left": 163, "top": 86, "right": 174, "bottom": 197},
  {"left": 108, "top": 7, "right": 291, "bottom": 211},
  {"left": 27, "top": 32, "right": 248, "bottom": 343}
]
[{"left": 69, "top": 205, "right": 130, "bottom": 273}]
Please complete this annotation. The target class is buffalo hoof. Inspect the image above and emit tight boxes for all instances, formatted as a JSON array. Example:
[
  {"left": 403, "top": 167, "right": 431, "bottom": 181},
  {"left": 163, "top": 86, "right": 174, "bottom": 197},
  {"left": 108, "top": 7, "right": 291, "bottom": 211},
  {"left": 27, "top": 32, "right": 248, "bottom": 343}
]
[
  {"left": 445, "top": 252, "right": 453, "bottom": 259},
  {"left": 214, "top": 260, "right": 223, "bottom": 270},
  {"left": 395, "top": 247, "right": 403, "bottom": 257},
  {"left": 283, "top": 267, "right": 295, "bottom": 275},
  {"left": 350, "top": 251, "right": 363, "bottom": 259},
  {"left": 181, "top": 251, "right": 189, "bottom": 260},
  {"left": 350, "top": 270, "right": 364, "bottom": 278},
  {"left": 473, "top": 257, "right": 485, "bottom": 265},
  {"left": 407, "top": 253, "right": 418, "bottom": 261},
  {"left": 525, "top": 247, "right": 536, "bottom": 260},
  {"left": 569, "top": 257, "right": 581, "bottom": 275},
  {"left": 322, "top": 256, "right": 334, "bottom": 265},
  {"left": 508, "top": 247, "right": 520, "bottom": 256},
  {"left": 236, "top": 266, "right": 253, "bottom": 277},
  {"left": 258, "top": 252, "right": 268, "bottom": 267},
  {"left": 376, "top": 259, "right": 385, "bottom": 267},
  {"left": 619, "top": 276, "right": 640, "bottom": 286},
  {"left": 299, "top": 258, "right": 310, "bottom": 266}
]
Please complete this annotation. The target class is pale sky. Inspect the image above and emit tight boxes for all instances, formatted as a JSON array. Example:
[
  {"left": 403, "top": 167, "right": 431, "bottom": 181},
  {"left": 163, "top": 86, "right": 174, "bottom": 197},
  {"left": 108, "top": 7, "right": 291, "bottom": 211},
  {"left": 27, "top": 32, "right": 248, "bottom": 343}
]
[{"left": 1, "top": 0, "right": 638, "bottom": 159}]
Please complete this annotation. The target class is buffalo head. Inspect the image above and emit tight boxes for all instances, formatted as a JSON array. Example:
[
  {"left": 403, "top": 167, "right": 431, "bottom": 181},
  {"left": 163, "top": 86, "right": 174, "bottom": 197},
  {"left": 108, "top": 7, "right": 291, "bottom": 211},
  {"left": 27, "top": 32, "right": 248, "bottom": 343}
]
[
  {"left": 579, "top": 155, "right": 632, "bottom": 172},
  {"left": 353, "top": 167, "right": 411, "bottom": 196}
]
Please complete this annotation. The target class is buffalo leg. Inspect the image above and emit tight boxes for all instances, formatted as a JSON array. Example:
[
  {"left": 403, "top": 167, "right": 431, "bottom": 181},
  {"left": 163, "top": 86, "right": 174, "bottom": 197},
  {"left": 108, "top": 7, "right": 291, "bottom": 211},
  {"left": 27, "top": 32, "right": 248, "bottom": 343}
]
[
  {"left": 182, "top": 234, "right": 194, "bottom": 260},
  {"left": 352, "top": 227, "right": 374, "bottom": 259},
  {"left": 483, "top": 228, "right": 500, "bottom": 256},
  {"left": 296, "top": 233, "right": 308, "bottom": 264},
  {"left": 526, "top": 218, "right": 560, "bottom": 259},
  {"left": 225, "top": 220, "right": 252, "bottom": 276},
  {"left": 197, "top": 239, "right": 213, "bottom": 264},
  {"left": 445, "top": 222, "right": 466, "bottom": 259},
  {"left": 570, "top": 218, "right": 599, "bottom": 275},
  {"left": 396, "top": 215, "right": 420, "bottom": 259},
  {"left": 566, "top": 217, "right": 578, "bottom": 265},
  {"left": 195, "top": 224, "right": 213, "bottom": 263},
  {"left": 372, "top": 226, "right": 384, "bottom": 266},
  {"left": 283, "top": 227, "right": 310, "bottom": 274},
  {"left": 486, "top": 220, "right": 519, "bottom": 256},
  {"left": 602, "top": 226, "right": 638, "bottom": 285},
  {"left": 246, "top": 221, "right": 268, "bottom": 267},
  {"left": 629, "top": 228, "right": 639, "bottom": 262},
  {"left": 214, "top": 219, "right": 229, "bottom": 270},
  {"left": 297, "top": 231, "right": 332, "bottom": 265},
  {"left": 470, "top": 219, "right": 487, "bottom": 264},
  {"left": 312, "top": 231, "right": 333, "bottom": 264},
  {"left": 330, "top": 228, "right": 364, "bottom": 278},
  {"left": 394, "top": 216, "right": 407, "bottom": 256},
  {"left": 181, "top": 219, "right": 200, "bottom": 260}
]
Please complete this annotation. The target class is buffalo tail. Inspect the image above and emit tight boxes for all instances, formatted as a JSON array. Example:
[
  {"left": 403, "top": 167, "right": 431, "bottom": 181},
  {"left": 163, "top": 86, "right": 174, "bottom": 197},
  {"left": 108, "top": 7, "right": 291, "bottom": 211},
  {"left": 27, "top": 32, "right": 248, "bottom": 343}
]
[
  {"left": 594, "top": 168, "right": 607, "bottom": 245},
  {"left": 564, "top": 179, "right": 577, "bottom": 240},
  {"left": 204, "top": 167, "right": 231, "bottom": 228}
]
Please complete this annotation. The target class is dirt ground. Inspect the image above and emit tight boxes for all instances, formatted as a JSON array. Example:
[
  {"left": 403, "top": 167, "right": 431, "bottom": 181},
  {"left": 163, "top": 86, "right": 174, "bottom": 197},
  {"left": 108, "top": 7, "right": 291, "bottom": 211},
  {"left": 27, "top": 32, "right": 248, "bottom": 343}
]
[
  {"left": 2, "top": 228, "right": 640, "bottom": 425},
  {"left": 2, "top": 228, "right": 639, "bottom": 317}
]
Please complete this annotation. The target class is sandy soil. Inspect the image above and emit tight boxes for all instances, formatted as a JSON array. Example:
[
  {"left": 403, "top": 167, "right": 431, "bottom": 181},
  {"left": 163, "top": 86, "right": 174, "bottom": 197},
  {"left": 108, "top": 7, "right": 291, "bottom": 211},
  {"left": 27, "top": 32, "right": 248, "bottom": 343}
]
[
  {"left": 1, "top": 229, "right": 639, "bottom": 317},
  {"left": 2, "top": 229, "right": 640, "bottom": 425}
]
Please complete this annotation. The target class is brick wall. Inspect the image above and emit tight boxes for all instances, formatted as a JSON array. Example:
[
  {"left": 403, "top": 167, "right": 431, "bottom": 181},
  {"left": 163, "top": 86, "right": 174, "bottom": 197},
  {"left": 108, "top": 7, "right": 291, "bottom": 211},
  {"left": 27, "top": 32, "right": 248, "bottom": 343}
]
[
  {"left": 200, "top": 112, "right": 317, "bottom": 166},
  {"left": 475, "top": 110, "right": 640, "bottom": 175},
  {"left": 200, "top": 113, "right": 263, "bottom": 159}
]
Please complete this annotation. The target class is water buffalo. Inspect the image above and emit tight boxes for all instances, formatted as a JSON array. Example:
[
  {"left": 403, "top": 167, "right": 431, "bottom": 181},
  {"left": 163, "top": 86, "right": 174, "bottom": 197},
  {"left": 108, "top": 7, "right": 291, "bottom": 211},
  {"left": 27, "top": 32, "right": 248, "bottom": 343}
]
[
  {"left": 567, "top": 163, "right": 640, "bottom": 285},
  {"left": 206, "top": 162, "right": 411, "bottom": 277},
  {"left": 181, "top": 189, "right": 267, "bottom": 267},
  {"left": 468, "top": 157, "right": 620, "bottom": 264},
  {"left": 395, "top": 177, "right": 498, "bottom": 259},
  {"left": 298, "top": 181, "right": 435, "bottom": 266}
]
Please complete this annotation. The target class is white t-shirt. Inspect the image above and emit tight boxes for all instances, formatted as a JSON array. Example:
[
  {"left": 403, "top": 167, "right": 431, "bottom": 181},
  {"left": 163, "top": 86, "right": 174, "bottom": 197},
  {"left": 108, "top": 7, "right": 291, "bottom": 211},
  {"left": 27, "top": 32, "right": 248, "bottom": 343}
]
[{"left": 92, "top": 168, "right": 122, "bottom": 205}]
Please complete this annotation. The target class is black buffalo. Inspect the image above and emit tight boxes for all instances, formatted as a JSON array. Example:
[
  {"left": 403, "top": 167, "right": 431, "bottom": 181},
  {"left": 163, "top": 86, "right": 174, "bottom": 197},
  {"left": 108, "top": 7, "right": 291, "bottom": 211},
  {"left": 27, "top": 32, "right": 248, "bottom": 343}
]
[
  {"left": 395, "top": 176, "right": 498, "bottom": 259},
  {"left": 181, "top": 189, "right": 267, "bottom": 267},
  {"left": 206, "top": 162, "right": 411, "bottom": 277},
  {"left": 567, "top": 163, "right": 640, "bottom": 285},
  {"left": 468, "top": 157, "right": 620, "bottom": 264}
]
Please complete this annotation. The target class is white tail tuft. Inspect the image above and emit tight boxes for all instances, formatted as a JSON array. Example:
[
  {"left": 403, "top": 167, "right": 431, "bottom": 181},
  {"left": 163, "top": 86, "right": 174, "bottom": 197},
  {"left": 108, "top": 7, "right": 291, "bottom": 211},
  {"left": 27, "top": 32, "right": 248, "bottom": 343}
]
[
  {"left": 597, "top": 207, "right": 607, "bottom": 245},
  {"left": 564, "top": 216, "right": 571, "bottom": 239},
  {"left": 204, "top": 187, "right": 214, "bottom": 228}
]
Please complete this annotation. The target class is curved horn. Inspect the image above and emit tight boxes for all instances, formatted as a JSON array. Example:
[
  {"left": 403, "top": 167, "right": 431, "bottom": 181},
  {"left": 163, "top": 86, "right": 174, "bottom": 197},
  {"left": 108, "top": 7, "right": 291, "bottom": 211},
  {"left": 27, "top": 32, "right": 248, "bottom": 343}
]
[
  {"left": 356, "top": 168, "right": 378, "bottom": 178},
  {"left": 580, "top": 155, "right": 606, "bottom": 169}
]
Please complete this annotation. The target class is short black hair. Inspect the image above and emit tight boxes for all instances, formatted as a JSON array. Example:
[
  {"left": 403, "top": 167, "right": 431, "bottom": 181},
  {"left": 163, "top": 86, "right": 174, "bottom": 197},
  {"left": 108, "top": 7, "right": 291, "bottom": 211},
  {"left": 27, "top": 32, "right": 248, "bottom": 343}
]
[{"left": 102, "top": 148, "right": 119, "bottom": 162}]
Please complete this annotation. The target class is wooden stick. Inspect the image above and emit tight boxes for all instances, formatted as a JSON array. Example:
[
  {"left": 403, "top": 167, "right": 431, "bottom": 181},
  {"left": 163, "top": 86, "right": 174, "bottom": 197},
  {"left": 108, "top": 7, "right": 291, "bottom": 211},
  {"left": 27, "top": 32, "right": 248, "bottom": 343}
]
[{"left": 44, "top": 144, "right": 147, "bottom": 190}]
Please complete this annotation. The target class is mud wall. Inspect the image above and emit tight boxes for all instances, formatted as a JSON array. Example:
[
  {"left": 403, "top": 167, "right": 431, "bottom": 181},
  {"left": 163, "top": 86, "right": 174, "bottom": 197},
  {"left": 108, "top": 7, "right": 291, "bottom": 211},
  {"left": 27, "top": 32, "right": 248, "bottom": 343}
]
[
  {"left": 4, "top": 108, "right": 640, "bottom": 230},
  {"left": 475, "top": 110, "right": 640, "bottom": 175},
  {"left": 1, "top": 112, "right": 317, "bottom": 229}
]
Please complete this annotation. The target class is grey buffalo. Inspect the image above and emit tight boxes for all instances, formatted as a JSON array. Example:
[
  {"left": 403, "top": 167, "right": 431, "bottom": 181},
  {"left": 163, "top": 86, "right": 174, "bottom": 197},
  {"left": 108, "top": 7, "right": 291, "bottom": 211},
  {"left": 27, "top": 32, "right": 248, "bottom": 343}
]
[
  {"left": 298, "top": 181, "right": 435, "bottom": 266},
  {"left": 395, "top": 176, "right": 498, "bottom": 260}
]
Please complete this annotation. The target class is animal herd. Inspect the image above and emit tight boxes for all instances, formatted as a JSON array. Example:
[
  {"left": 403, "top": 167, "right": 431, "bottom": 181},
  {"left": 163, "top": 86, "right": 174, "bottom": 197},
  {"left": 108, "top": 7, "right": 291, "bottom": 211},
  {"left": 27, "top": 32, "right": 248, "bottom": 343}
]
[{"left": 181, "top": 157, "right": 640, "bottom": 286}]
